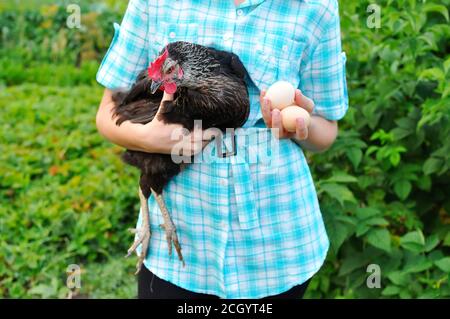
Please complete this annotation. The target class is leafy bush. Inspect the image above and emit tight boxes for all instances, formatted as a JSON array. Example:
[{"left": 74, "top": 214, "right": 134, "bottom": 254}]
[
  {"left": 305, "top": 0, "right": 450, "bottom": 298},
  {"left": 0, "top": 2, "right": 121, "bottom": 66},
  {"left": 0, "top": 0, "right": 448, "bottom": 298},
  {"left": 0, "top": 84, "right": 138, "bottom": 298}
]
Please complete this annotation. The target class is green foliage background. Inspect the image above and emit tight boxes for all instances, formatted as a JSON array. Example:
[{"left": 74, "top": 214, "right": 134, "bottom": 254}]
[{"left": 0, "top": 0, "right": 449, "bottom": 298}]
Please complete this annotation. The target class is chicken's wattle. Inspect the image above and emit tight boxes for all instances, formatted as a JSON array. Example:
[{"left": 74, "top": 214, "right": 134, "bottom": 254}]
[{"left": 163, "top": 82, "right": 177, "bottom": 94}]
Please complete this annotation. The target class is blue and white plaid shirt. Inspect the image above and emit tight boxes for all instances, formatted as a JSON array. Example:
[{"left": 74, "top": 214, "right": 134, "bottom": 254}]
[{"left": 97, "top": 0, "right": 348, "bottom": 298}]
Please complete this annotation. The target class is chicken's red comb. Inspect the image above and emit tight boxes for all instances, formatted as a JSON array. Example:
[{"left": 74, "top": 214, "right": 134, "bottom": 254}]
[{"left": 148, "top": 48, "right": 169, "bottom": 80}]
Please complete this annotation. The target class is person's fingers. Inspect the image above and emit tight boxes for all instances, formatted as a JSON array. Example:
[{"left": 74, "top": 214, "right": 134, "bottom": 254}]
[
  {"left": 259, "top": 90, "right": 266, "bottom": 105},
  {"left": 155, "top": 92, "right": 175, "bottom": 119},
  {"left": 162, "top": 92, "right": 174, "bottom": 102},
  {"left": 271, "top": 108, "right": 285, "bottom": 139},
  {"left": 295, "top": 117, "right": 308, "bottom": 141},
  {"left": 261, "top": 96, "right": 273, "bottom": 128},
  {"left": 294, "top": 89, "right": 314, "bottom": 113},
  {"left": 182, "top": 127, "right": 209, "bottom": 155}
]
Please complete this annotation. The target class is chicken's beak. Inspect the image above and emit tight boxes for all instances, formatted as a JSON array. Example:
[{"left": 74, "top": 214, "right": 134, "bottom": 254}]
[{"left": 150, "top": 80, "right": 163, "bottom": 94}]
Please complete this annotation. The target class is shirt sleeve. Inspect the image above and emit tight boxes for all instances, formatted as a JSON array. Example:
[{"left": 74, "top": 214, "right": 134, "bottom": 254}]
[
  {"left": 298, "top": 4, "right": 348, "bottom": 121},
  {"left": 96, "top": 0, "right": 149, "bottom": 90}
]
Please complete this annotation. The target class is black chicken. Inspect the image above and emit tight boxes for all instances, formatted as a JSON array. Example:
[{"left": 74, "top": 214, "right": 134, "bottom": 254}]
[{"left": 111, "top": 41, "right": 250, "bottom": 273}]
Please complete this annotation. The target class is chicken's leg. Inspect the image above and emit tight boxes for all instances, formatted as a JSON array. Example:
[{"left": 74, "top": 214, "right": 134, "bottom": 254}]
[
  {"left": 126, "top": 187, "right": 151, "bottom": 274},
  {"left": 151, "top": 189, "right": 185, "bottom": 266}
]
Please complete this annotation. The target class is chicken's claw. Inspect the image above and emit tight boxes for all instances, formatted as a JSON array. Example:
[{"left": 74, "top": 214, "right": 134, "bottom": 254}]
[
  {"left": 151, "top": 189, "right": 185, "bottom": 267},
  {"left": 160, "top": 221, "right": 185, "bottom": 266},
  {"left": 126, "top": 225, "right": 151, "bottom": 274},
  {"left": 126, "top": 187, "right": 151, "bottom": 275}
]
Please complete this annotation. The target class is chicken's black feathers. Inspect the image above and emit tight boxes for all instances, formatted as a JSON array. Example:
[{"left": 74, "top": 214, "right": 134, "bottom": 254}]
[{"left": 112, "top": 42, "right": 250, "bottom": 197}]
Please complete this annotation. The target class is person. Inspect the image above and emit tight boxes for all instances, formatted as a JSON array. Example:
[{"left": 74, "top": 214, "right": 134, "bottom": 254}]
[{"left": 95, "top": 0, "right": 348, "bottom": 299}]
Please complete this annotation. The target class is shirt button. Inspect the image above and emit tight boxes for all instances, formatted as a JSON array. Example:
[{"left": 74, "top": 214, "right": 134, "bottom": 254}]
[
  {"left": 169, "top": 32, "right": 176, "bottom": 39},
  {"left": 282, "top": 45, "right": 289, "bottom": 52},
  {"left": 220, "top": 178, "right": 228, "bottom": 186},
  {"left": 237, "top": 9, "right": 244, "bottom": 16}
]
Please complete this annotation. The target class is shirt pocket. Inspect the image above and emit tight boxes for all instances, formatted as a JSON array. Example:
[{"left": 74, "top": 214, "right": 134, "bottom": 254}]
[
  {"left": 150, "top": 22, "right": 200, "bottom": 59},
  {"left": 247, "top": 32, "right": 307, "bottom": 91}
]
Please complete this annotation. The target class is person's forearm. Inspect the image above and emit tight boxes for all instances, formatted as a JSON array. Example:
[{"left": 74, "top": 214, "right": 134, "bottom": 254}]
[
  {"left": 96, "top": 89, "right": 151, "bottom": 152},
  {"left": 96, "top": 89, "right": 207, "bottom": 156},
  {"left": 293, "top": 115, "right": 338, "bottom": 153}
]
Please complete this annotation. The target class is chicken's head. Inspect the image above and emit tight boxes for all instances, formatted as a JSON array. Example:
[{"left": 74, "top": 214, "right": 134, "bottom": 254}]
[{"left": 148, "top": 48, "right": 184, "bottom": 94}]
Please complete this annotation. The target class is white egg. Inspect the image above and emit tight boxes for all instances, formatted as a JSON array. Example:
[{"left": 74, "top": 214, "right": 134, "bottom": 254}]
[
  {"left": 265, "top": 81, "right": 296, "bottom": 110},
  {"left": 281, "top": 106, "right": 311, "bottom": 132}
]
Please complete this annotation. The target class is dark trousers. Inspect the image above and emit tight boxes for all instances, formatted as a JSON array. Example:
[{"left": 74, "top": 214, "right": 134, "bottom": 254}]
[{"left": 138, "top": 265, "right": 310, "bottom": 299}]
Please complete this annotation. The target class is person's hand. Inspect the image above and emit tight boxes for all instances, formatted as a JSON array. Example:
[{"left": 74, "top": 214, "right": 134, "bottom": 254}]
[
  {"left": 140, "top": 92, "right": 209, "bottom": 155},
  {"left": 260, "top": 89, "right": 314, "bottom": 140}
]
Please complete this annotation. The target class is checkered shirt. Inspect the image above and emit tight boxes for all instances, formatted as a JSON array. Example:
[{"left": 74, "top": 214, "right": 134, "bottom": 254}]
[{"left": 96, "top": 0, "right": 348, "bottom": 298}]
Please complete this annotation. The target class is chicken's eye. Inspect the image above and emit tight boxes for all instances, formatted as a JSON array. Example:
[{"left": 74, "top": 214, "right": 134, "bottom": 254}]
[{"left": 168, "top": 66, "right": 176, "bottom": 74}]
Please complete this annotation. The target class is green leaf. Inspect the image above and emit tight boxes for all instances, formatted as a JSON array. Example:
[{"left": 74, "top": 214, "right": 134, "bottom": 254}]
[
  {"left": 365, "top": 217, "right": 389, "bottom": 227},
  {"left": 404, "top": 256, "right": 433, "bottom": 273},
  {"left": 325, "top": 172, "right": 359, "bottom": 184},
  {"left": 444, "top": 233, "right": 450, "bottom": 247},
  {"left": 319, "top": 183, "right": 356, "bottom": 206},
  {"left": 423, "top": 157, "right": 444, "bottom": 175},
  {"left": 356, "top": 224, "right": 370, "bottom": 237},
  {"left": 444, "top": 56, "right": 450, "bottom": 74},
  {"left": 367, "top": 228, "right": 391, "bottom": 253},
  {"left": 346, "top": 147, "right": 363, "bottom": 168},
  {"left": 434, "top": 257, "right": 450, "bottom": 272},
  {"left": 424, "top": 234, "right": 440, "bottom": 252},
  {"left": 382, "top": 285, "right": 400, "bottom": 296},
  {"left": 399, "top": 289, "right": 413, "bottom": 299},
  {"left": 355, "top": 207, "right": 381, "bottom": 219},
  {"left": 393, "top": 180, "right": 412, "bottom": 200},
  {"left": 423, "top": 3, "right": 449, "bottom": 21},
  {"left": 419, "top": 67, "right": 445, "bottom": 81},
  {"left": 322, "top": 210, "right": 355, "bottom": 254},
  {"left": 338, "top": 254, "right": 368, "bottom": 277},
  {"left": 389, "top": 152, "right": 401, "bottom": 167},
  {"left": 391, "top": 127, "right": 412, "bottom": 140},
  {"left": 387, "top": 271, "right": 410, "bottom": 286},
  {"left": 325, "top": 219, "right": 350, "bottom": 254},
  {"left": 416, "top": 175, "right": 432, "bottom": 191},
  {"left": 356, "top": 215, "right": 389, "bottom": 237},
  {"left": 400, "top": 230, "right": 425, "bottom": 253}
]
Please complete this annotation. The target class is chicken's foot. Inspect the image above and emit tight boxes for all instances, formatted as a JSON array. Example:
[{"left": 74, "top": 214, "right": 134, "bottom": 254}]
[
  {"left": 126, "top": 187, "right": 151, "bottom": 275},
  {"left": 151, "top": 189, "right": 185, "bottom": 266}
]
